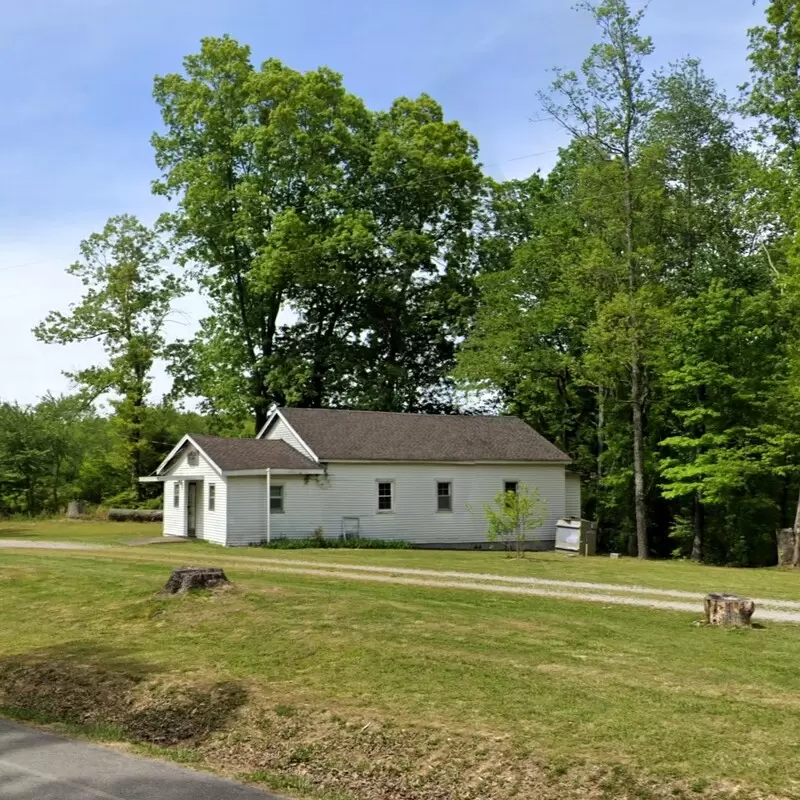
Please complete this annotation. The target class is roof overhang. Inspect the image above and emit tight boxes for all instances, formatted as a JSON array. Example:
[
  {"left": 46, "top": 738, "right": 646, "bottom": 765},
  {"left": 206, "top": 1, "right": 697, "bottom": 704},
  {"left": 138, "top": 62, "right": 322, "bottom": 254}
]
[
  {"left": 222, "top": 467, "right": 325, "bottom": 478},
  {"left": 321, "top": 459, "right": 572, "bottom": 466},
  {"left": 139, "top": 475, "right": 207, "bottom": 483},
  {"left": 153, "top": 434, "right": 223, "bottom": 478},
  {"left": 222, "top": 468, "right": 325, "bottom": 477}
]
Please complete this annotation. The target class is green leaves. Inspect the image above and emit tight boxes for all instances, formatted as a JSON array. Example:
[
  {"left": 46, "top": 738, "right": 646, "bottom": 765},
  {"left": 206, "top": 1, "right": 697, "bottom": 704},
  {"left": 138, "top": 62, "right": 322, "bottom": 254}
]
[
  {"left": 483, "top": 484, "right": 548, "bottom": 557},
  {"left": 33, "top": 216, "right": 182, "bottom": 492},
  {"left": 152, "top": 39, "right": 484, "bottom": 424}
]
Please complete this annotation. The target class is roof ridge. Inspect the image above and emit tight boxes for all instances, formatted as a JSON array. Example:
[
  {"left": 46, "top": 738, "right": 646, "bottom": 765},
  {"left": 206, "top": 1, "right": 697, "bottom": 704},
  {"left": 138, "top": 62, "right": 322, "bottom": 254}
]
[{"left": 280, "top": 407, "right": 521, "bottom": 421}]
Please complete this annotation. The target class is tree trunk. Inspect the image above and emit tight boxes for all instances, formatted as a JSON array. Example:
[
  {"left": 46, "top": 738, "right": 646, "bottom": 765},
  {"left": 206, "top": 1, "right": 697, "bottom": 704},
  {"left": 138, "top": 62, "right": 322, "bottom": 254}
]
[
  {"left": 704, "top": 593, "right": 755, "bottom": 627},
  {"left": 67, "top": 501, "right": 85, "bottom": 519},
  {"left": 623, "top": 130, "right": 648, "bottom": 560},
  {"left": 691, "top": 491, "right": 703, "bottom": 562},
  {"left": 791, "top": 485, "right": 800, "bottom": 567},
  {"left": 631, "top": 363, "right": 648, "bottom": 559}
]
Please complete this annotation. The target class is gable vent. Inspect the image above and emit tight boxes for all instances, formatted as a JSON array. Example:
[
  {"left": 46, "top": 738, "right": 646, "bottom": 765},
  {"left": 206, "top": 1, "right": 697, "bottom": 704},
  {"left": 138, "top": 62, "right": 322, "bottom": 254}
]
[{"left": 187, "top": 449, "right": 199, "bottom": 467}]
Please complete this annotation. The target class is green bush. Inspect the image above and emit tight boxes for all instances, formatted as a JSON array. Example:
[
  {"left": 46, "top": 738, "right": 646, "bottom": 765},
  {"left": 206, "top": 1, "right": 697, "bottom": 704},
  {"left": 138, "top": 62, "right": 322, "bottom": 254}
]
[{"left": 250, "top": 536, "right": 411, "bottom": 550}]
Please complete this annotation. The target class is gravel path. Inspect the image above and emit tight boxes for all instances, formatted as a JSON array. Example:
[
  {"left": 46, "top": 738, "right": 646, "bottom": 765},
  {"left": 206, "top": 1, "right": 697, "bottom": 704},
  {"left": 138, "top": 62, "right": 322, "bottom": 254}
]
[
  {"left": 0, "top": 540, "right": 106, "bottom": 550},
  {"left": 4, "top": 540, "right": 800, "bottom": 622},
  {"left": 237, "top": 557, "right": 800, "bottom": 623}
]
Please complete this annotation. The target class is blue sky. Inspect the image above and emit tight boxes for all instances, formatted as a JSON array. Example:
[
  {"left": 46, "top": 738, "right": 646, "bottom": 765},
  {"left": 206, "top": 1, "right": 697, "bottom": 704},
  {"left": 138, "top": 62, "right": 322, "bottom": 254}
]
[{"left": 1, "top": 0, "right": 765, "bottom": 404}]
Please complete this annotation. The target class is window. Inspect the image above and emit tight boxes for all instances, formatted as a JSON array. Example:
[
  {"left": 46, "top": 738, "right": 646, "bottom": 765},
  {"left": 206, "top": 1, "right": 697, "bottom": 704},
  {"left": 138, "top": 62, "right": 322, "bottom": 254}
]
[
  {"left": 187, "top": 449, "right": 199, "bottom": 467},
  {"left": 208, "top": 484, "right": 216, "bottom": 511},
  {"left": 377, "top": 481, "right": 393, "bottom": 512},
  {"left": 437, "top": 481, "right": 452, "bottom": 512},
  {"left": 173, "top": 482, "right": 180, "bottom": 508},
  {"left": 504, "top": 481, "right": 518, "bottom": 495},
  {"left": 270, "top": 484, "right": 284, "bottom": 513}
]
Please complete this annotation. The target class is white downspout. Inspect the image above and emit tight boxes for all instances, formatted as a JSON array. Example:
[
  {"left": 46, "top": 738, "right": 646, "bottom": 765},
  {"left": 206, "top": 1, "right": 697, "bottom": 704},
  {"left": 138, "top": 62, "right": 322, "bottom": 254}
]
[{"left": 266, "top": 468, "right": 271, "bottom": 544}]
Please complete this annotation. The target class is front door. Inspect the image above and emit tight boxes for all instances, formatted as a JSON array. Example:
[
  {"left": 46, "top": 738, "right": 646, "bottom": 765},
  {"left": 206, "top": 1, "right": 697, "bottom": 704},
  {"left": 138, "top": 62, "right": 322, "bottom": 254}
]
[{"left": 187, "top": 482, "right": 198, "bottom": 538}]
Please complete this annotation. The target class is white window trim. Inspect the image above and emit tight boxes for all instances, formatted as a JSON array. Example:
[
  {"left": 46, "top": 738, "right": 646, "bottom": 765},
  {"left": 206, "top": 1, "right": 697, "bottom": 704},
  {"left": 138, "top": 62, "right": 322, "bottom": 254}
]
[
  {"left": 503, "top": 480, "right": 519, "bottom": 494},
  {"left": 173, "top": 481, "right": 180, "bottom": 508},
  {"left": 270, "top": 483, "right": 285, "bottom": 514},
  {"left": 208, "top": 483, "right": 216, "bottom": 512},
  {"left": 436, "top": 480, "right": 453, "bottom": 513},
  {"left": 376, "top": 479, "right": 395, "bottom": 514}
]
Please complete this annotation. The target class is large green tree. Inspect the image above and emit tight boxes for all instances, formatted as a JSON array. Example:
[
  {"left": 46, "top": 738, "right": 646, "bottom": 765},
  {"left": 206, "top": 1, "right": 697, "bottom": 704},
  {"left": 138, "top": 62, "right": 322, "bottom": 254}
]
[
  {"left": 153, "top": 37, "right": 483, "bottom": 428},
  {"left": 34, "top": 215, "right": 181, "bottom": 495},
  {"left": 539, "top": 0, "right": 655, "bottom": 558}
]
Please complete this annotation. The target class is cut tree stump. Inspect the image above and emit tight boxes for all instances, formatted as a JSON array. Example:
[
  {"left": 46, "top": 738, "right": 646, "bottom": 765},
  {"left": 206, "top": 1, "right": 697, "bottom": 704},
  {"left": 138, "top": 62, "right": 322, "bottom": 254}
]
[
  {"left": 704, "top": 593, "right": 755, "bottom": 628},
  {"left": 161, "top": 567, "right": 231, "bottom": 595},
  {"left": 66, "top": 501, "right": 85, "bottom": 519},
  {"left": 778, "top": 528, "right": 795, "bottom": 567}
]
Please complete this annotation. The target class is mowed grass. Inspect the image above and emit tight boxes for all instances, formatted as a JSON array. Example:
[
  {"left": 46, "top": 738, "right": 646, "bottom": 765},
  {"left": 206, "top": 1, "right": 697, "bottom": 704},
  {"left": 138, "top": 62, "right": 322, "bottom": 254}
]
[
  {"left": 6, "top": 517, "right": 800, "bottom": 598},
  {"left": 0, "top": 518, "right": 161, "bottom": 545},
  {"left": 219, "top": 543, "right": 800, "bottom": 600},
  {"left": 3, "top": 545, "right": 800, "bottom": 797}
]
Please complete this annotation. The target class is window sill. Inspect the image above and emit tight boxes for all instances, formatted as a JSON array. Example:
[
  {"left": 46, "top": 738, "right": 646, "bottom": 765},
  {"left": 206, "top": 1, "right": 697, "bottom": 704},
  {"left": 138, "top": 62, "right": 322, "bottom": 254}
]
[{"left": 376, "top": 510, "right": 395, "bottom": 515}]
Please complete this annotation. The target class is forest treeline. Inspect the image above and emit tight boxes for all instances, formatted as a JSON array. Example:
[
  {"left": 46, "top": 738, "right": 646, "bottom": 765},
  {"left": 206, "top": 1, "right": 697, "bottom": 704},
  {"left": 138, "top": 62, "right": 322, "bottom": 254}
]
[{"left": 3, "top": 0, "right": 800, "bottom": 564}]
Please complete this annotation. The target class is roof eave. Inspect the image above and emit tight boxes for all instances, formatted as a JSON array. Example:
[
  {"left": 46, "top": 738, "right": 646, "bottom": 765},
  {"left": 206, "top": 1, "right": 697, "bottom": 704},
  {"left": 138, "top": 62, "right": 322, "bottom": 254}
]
[
  {"left": 222, "top": 468, "right": 325, "bottom": 477},
  {"left": 319, "top": 458, "right": 572, "bottom": 465}
]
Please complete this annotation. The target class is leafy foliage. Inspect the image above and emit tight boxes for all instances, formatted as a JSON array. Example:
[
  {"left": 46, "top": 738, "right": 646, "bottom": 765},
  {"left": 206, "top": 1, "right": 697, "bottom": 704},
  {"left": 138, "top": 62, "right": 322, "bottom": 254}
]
[{"left": 483, "top": 484, "right": 548, "bottom": 558}]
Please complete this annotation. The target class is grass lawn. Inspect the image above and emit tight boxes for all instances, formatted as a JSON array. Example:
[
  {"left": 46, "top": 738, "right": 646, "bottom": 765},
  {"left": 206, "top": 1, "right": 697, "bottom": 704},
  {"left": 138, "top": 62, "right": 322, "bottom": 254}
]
[
  {"left": 2, "top": 540, "right": 800, "bottom": 799},
  {"left": 0, "top": 518, "right": 162, "bottom": 545},
  {"left": 218, "top": 544, "right": 800, "bottom": 600}
]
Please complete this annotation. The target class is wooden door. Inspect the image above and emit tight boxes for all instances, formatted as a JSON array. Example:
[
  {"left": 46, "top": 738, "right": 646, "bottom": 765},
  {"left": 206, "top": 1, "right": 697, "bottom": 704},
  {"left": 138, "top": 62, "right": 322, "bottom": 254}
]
[{"left": 187, "top": 482, "right": 198, "bottom": 538}]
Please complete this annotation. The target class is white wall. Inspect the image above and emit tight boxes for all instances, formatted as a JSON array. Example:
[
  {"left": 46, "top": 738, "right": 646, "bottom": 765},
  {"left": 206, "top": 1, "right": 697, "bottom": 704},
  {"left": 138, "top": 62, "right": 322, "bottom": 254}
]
[
  {"left": 225, "top": 462, "right": 567, "bottom": 547},
  {"left": 565, "top": 473, "right": 582, "bottom": 518},
  {"left": 161, "top": 446, "right": 227, "bottom": 545}
]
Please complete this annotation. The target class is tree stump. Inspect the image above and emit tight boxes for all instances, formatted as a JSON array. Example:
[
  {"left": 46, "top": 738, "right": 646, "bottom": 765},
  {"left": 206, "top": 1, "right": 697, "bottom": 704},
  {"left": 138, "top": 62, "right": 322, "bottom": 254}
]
[
  {"left": 704, "top": 593, "right": 755, "bottom": 628},
  {"left": 66, "top": 501, "right": 85, "bottom": 519},
  {"left": 778, "top": 528, "right": 795, "bottom": 567},
  {"left": 161, "top": 568, "right": 231, "bottom": 595}
]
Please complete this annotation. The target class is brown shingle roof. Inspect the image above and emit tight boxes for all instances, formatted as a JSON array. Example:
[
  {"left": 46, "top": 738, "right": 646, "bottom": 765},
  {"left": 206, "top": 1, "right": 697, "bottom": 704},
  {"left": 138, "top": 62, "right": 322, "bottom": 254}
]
[
  {"left": 276, "top": 408, "right": 570, "bottom": 463},
  {"left": 189, "top": 435, "right": 320, "bottom": 472}
]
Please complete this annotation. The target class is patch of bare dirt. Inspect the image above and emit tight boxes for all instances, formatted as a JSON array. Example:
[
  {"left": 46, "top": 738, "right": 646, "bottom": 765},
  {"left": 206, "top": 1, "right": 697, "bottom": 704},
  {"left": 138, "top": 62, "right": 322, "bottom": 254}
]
[
  {"left": 0, "top": 650, "right": 245, "bottom": 745},
  {"left": 201, "top": 703, "right": 788, "bottom": 800}
]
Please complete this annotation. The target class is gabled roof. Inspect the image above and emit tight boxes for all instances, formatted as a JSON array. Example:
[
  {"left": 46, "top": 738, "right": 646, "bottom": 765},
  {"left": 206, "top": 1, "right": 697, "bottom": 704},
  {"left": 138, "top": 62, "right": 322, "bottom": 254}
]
[
  {"left": 272, "top": 408, "right": 571, "bottom": 463},
  {"left": 188, "top": 435, "right": 320, "bottom": 472}
]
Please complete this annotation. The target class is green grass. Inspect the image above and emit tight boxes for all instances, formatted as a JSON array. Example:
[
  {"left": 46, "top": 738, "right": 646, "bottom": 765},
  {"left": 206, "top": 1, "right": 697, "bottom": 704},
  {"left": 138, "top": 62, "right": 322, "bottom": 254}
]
[
  {"left": 9, "top": 518, "right": 800, "bottom": 602},
  {"left": 2, "top": 540, "right": 800, "bottom": 797},
  {"left": 172, "top": 539, "right": 800, "bottom": 601},
  {"left": 0, "top": 518, "right": 162, "bottom": 545}
]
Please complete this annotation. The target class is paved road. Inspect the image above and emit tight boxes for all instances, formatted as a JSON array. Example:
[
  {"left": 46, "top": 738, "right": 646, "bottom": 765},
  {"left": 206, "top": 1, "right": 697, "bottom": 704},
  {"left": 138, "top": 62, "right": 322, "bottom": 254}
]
[{"left": 0, "top": 719, "right": 279, "bottom": 800}]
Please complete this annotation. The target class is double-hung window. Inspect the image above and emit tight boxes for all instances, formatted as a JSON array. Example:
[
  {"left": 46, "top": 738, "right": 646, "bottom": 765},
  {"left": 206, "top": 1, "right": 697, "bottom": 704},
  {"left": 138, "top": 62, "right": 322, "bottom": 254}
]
[
  {"left": 377, "top": 481, "right": 394, "bottom": 512},
  {"left": 208, "top": 483, "right": 216, "bottom": 511},
  {"left": 173, "top": 482, "right": 180, "bottom": 508},
  {"left": 437, "top": 481, "right": 452, "bottom": 512},
  {"left": 270, "top": 484, "right": 284, "bottom": 513}
]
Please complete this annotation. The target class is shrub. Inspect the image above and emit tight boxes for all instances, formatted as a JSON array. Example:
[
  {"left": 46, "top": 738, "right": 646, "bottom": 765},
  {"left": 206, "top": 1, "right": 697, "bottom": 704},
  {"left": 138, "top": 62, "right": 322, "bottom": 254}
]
[{"left": 250, "top": 536, "right": 411, "bottom": 550}]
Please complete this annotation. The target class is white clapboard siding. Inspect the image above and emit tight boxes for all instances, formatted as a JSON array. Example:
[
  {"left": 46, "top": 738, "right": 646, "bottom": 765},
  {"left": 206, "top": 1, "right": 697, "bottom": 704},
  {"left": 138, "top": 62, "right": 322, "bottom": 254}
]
[
  {"left": 160, "top": 446, "right": 227, "bottom": 545},
  {"left": 225, "top": 462, "right": 567, "bottom": 547},
  {"left": 565, "top": 473, "right": 582, "bottom": 518},
  {"left": 226, "top": 475, "right": 327, "bottom": 546},
  {"left": 261, "top": 415, "right": 316, "bottom": 460}
]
